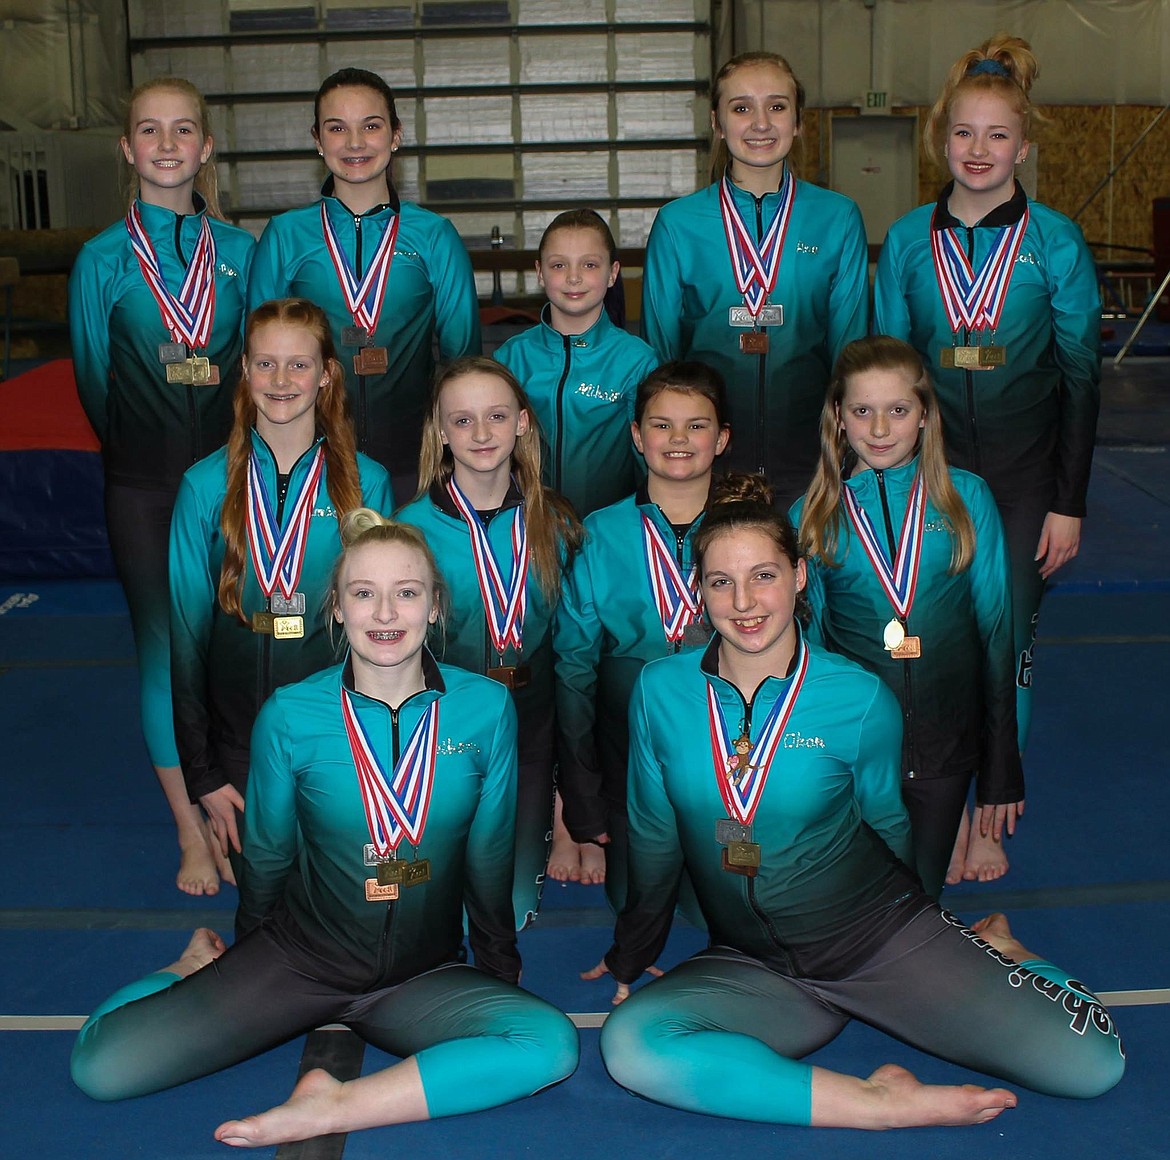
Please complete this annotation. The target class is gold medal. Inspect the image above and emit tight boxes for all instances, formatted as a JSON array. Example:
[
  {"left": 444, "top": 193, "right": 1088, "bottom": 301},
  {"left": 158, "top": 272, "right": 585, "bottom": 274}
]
[
  {"left": 251, "top": 611, "right": 275, "bottom": 635},
  {"left": 940, "top": 345, "right": 1006, "bottom": 370},
  {"left": 272, "top": 615, "right": 304, "bottom": 639},
  {"left": 882, "top": 618, "right": 905, "bottom": 651}
]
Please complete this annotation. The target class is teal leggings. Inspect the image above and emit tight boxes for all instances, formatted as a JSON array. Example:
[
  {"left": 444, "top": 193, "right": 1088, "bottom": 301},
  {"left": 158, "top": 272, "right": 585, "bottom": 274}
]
[
  {"left": 600, "top": 907, "right": 1124, "bottom": 1123},
  {"left": 72, "top": 924, "right": 578, "bottom": 1116}
]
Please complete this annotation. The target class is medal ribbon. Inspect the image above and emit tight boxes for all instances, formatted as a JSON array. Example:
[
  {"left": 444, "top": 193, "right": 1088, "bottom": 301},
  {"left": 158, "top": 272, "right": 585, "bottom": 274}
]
[
  {"left": 342, "top": 688, "right": 439, "bottom": 856},
  {"left": 445, "top": 479, "right": 528, "bottom": 656},
  {"left": 706, "top": 641, "right": 809, "bottom": 826},
  {"left": 320, "top": 202, "right": 400, "bottom": 337},
  {"left": 125, "top": 204, "right": 217, "bottom": 349},
  {"left": 641, "top": 513, "right": 702, "bottom": 643},
  {"left": 930, "top": 207, "right": 1029, "bottom": 335},
  {"left": 841, "top": 472, "right": 927, "bottom": 620},
  {"left": 718, "top": 169, "right": 795, "bottom": 317},
  {"left": 245, "top": 445, "right": 325, "bottom": 601}
]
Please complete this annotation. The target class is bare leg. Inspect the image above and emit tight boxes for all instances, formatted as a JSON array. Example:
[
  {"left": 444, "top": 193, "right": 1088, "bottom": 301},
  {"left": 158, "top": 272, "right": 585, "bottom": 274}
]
[
  {"left": 810, "top": 1062, "right": 1017, "bottom": 1129},
  {"left": 215, "top": 1059, "right": 429, "bottom": 1148},
  {"left": 945, "top": 807, "right": 970, "bottom": 886},
  {"left": 962, "top": 822, "right": 1009, "bottom": 883},
  {"left": 156, "top": 764, "right": 223, "bottom": 896},
  {"left": 546, "top": 791, "right": 581, "bottom": 882}
]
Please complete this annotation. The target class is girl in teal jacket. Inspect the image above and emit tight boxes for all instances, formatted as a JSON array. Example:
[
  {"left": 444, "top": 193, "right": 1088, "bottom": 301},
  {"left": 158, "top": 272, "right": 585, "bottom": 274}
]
[
  {"left": 72, "top": 512, "right": 578, "bottom": 1147},
  {"left": 642, "top": 52, "right": 868, "bottom": 506},
  {"left": 873, "top": 36, "right": 1100, "bottom": 819},
  {"left": 793, "top": 336, "right": 1022, "bottom": 897},
  {"left": 248, "top": 68, "right": 480, "bottom": 491},
  {"left": 494, "top": 208, "right": 659, "bottom": 517},
  {"left": 170, "top": 299, "right": 391, "bottom": 884},
  {"left": 68, "top": 76, "right": 255, "bottom": 897},
  {"left": 395, "top": 357, "right": 583, "bottom": 927},
  {"left": 587, "top": 475, "right": 1122, "bottom": 1128},
  {"left": 554, "top": 361, "right": 729, "bottom": 904}
]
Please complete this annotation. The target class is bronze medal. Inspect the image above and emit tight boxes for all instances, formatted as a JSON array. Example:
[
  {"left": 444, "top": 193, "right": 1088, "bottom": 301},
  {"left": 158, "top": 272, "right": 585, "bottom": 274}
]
[
  {"left": 739, "top": 331, "right": 768, "bottom": 355},
  {"left": 353, "top": 346, "right": 389, "bottom": 376},
  {"left": 365, "top": 878, "right": 400, "bottom": 902},
  {"left": 487, "top": 664, "right": 530, "bottom": 689},
  {"left": 251, "top": 611, "right": 275, "bottom": 635},
  {"left": 890, "top": 635, "right": 922, "bottom": 659}
]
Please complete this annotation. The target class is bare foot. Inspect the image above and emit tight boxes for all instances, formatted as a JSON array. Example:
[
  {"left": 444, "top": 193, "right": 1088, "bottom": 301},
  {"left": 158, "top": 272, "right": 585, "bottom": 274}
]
[
  {"left": 969, "top": 913, "right": 1035, "bottom": 962},
  {"left": 578, "top": 842, "right": 606, "bottom": 885},
  {"left": 858, "top": 1063, "right": 1017, "bottom": 1128},
  {"left": 177, "top": 826, "right": 221, "bottom": 897},
  {"left": 216, "top": 1068, "right": 342, "bottom": 1148},
  {"left": 546, "top": 831, "right": 581, "bottom": 882},
  {"left": 962, "top": 824, "right": 1009, "bottom": 883},
  {"left": 945, "top": 808, "right": 970, "bottom": 886},
  {"left": 164, "top": 928, "right": 227, "bottom": 978}
]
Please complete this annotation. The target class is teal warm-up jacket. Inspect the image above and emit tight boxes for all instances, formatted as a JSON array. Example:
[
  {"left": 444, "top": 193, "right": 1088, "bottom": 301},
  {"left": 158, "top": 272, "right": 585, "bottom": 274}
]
[
  {"left": 873, "top": 184, "right": 1100, "bottom": 515},
  {"left": 604, "top": 636, "right": 923, "bottom": 985},
  {"left": 641, "top": 175, "right": 868, "bottom": 497},
  {"left": 494, "top": 305, "right": 658, "bottom": 517},
  {"left": 248, "top": 182, "right": 481, "bottom": 473},
  {"left": 239, "top": 654, "right": 521, "bottom": 985},
  {"left": 169, "top": 431, "right": 392, "bottom": 801},
  {"left": 69, "top": 197, "right": 255, "bottom": 487},
  {"left": 553, "top": 488, "right": 706, "bottom": 840},
  {"left": 791, "top": 457, "right": 1023, "bottom": 804}
]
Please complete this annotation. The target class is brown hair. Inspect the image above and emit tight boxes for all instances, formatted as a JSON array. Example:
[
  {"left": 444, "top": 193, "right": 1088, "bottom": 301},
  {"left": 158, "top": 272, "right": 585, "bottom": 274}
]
[
  {"left": 218, "top": 298, "right": 364, "bottom": 622},
  {"left": 709, "top": 52, "right": 805, "bottom": 181},
  {"left": 416, "top": 356, "right": 583, "bottom": 603},
  {"left": 326, "top": 509, "right": 449, "bottom": 648},
  {"left": 313, "top": 68, "right": 402, "bottom": 135},
  {"left": 798, "top": 335, "right": 975, "bottom": 573},
  {"left": 538, "top": 208, "right": 618, "bottom": 265},
  {"left": 121, "top": 77, "right": 224, "bottom": 219},
  {"left": 925, "top": 34, "right": 1041, "bottom": 171},
  {"left": 634, "top": 359, "right": 730, "bottom": 428}
]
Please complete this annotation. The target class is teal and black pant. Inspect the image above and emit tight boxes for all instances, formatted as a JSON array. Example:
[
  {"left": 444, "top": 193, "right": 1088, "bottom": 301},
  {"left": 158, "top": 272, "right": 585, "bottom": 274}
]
[
  {"left": 72, "top": 921, "right": 579, "bottom": 1113},
  {"left": 600, "top": 906, "right": 1124, "bottom": 1123}
]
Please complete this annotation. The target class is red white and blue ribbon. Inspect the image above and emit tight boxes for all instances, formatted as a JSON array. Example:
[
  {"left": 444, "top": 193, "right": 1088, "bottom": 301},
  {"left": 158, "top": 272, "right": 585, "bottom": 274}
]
[
  {"left": 930, "top": 208, "right": 1029, "bottom": 335},
  {"left": 125, "top": 204, "right": 217, "bottom": 349},
  {"left": 245, "top": 445, "right": 324, "bottom": 602},
  {"left": 718, "top": 169, "right": 795, "bottom": 318},
  {"left": 342, "top": 688, "right": 439, "bottom": 856},
  {"left": 706, "top": 640, "right": 809, "bottom": 825},
  {"left": 320, "top": 202, "right": 399, "bottom": 338},
  {"left": 641, "top": 513, "right": 702, "bottom": 643},
  {"left": 841, "top": 472, "right": 927, "bottom": 620},
  {"left": 446, "top": 479, "right": 529, "bottom": 656}
]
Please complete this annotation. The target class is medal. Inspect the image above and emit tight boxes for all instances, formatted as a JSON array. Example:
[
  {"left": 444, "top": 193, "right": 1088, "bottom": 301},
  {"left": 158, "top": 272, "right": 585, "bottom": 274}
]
[
  {"left": 729, "top": 305, "right": 783, "bottom": 327},
  {"left": 718, "top": 170, "right": 795, "bottom": 321},
  {"left": 342, "top": 685, "right": 440, "bottom": 897},
  {"left": 883, "top": 618, "right": 905, "bottom": 650},
  {"left": 126, "top": 203, "right": 218, "bottom": 380},
  {"left": 641, "top": 513, "right": 703, "bottom": 645},
  {"left": 251, "top": 611, "right": 275, "bottom": 635},
  {"left": 446, "top": 478, "right": 529, "bottom": 663},
  {"left": 890, "top": 635, "right": 922, "bottom": 659},
  {"left": 365, "top": 879, "right": 400, "bottom": 902},
  {"left": 321, "top": 200, "right": 400, "bottom": 365},
  {"left": 245, "top": 444, "right": 324, "bottom": 639},
  {"left": 486, "top": 664, "right": 530, "bottom": 689},
  {"left": 707, "top": 641, "right": 810, "bottom": 874},
  {"left": 353, "top": 346, "right": 389, "bottom": 377},
  {"left": 715, "top": 818, "right": 752, "bottom": 845},
  {"left": 739, "top": 331, "right": 768, "bottom": 355},
  {"left": 931, "top": 205, "right": 1029, "bottom": 361}
]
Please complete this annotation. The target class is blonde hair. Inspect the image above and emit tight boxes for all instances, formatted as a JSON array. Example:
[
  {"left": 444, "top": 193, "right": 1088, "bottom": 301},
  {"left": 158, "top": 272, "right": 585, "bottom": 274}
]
[
  {"left": 416, "top": 356, "right": 583, "bottom": 603},
  {"left": 327, "top": 509, "right": 450, "bottom": 646},
  {"left": 218, "top": 299, "right": 363, "bottom": 622},
  {"left": 709, "top": 52, "right": 805, "bottom": 182},
  {"left": 798, "top": 336, "right": 975, "bottom": 573},
  {"left": 926, "top": 34, "right": 1041, "bottom": 171},
  {"left": 122, "top": 77, "right": 224, "bottom": 219}
]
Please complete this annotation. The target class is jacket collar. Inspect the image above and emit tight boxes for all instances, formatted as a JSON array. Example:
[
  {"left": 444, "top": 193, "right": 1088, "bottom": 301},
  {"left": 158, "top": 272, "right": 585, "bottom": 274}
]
[
  {"left": 428, "top": 475, "right": 524, "bottom": 520},
  {"left": 532, "top": 301, "right": 615, "bottom": 350},
  {"left": 320, "top": 176, "right": 400, "bottom": 217},
  {"left": 341, "top": 647, "right": 447, "bottom": 707},
  {"left": 931, "top": 179, "right": 1027, "bottom": 230}
]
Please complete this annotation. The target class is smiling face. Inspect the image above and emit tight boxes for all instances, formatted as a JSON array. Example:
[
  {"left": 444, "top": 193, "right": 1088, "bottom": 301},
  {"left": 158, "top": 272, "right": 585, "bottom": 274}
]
[
  {"left": 711, "top": 61, "right": 800, "bottom": 183},
  {"left": 312, "top": 84, "right": 401, "bottom": 201},
  {"left": 632, "top": 388, "right": 729, "bottom": 485},
  {"left": 334, "top": 539, "right": 438, "bottom": 676},
  {"left": 536, "top": 226, "right": 619, "bottom": 333},
  {"left": 701, "top": 527, "right": 806, "bottom": 665},
  {"left": 244, "top": 321, "right": 331, "bottom": 442},
  {"left": 945, "top": 89, "right": 1028, "bottom": 209},
  {"left": 838, "top": 366, "right": 926, "bottom": 474},
  {"left": 120, "top": 87, "right": 212, "bottom": 207},
  {"left": 438, "top": 370, "right": 530, "bottom": 487}
]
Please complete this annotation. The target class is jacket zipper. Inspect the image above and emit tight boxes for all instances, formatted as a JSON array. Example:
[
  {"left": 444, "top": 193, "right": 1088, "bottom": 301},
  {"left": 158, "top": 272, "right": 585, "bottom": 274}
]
[
  {"left": 753, "top": 194, "right": 767, "bottom": 474},
  {"left": 376, "top": 702, "right": 403, "bottom": 980},
  {"left": 354, "top": 212, "right": 369, "bottom": 453},
  {"left": 553, "top": 333, "right": 572, "bottom": 492},
  {"left": 175, "top": 215, "right": 202, "bottom": 466}
]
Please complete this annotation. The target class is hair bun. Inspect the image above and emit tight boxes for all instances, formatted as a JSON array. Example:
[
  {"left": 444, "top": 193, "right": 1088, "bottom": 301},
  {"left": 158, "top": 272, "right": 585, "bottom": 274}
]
[
  {"left": 339, "top": 507, "right": 391, "bottom": 547},
  {"left": 712, "top": 472, "right": 773, "bottom": 508}
]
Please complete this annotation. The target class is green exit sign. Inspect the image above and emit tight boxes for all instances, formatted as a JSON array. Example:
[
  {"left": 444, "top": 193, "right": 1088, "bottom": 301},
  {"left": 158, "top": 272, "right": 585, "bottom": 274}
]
[{"left": 864, "top": 90, "right": 888, "bottom": 112}]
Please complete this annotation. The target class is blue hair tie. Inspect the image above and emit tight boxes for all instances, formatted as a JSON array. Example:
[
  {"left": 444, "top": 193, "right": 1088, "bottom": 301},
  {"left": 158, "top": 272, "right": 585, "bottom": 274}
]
[{"left": 966, "top": 58, "right": 1011, "bottom": 78}]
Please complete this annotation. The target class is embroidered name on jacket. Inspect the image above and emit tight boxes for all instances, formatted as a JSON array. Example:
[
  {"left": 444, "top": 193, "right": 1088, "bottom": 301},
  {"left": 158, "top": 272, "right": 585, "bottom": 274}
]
[
  {"left": 783, "top": 731, "right": 826, "bottom": 749},
  {"left": 575, "top": 381, "right": 623, "bottom": 403},
  {"left": 796, "top": 241, "right": 819, "bottom": 254},
  {"left": 437, "top": 738, "right": 481, "bottom": 756}
]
